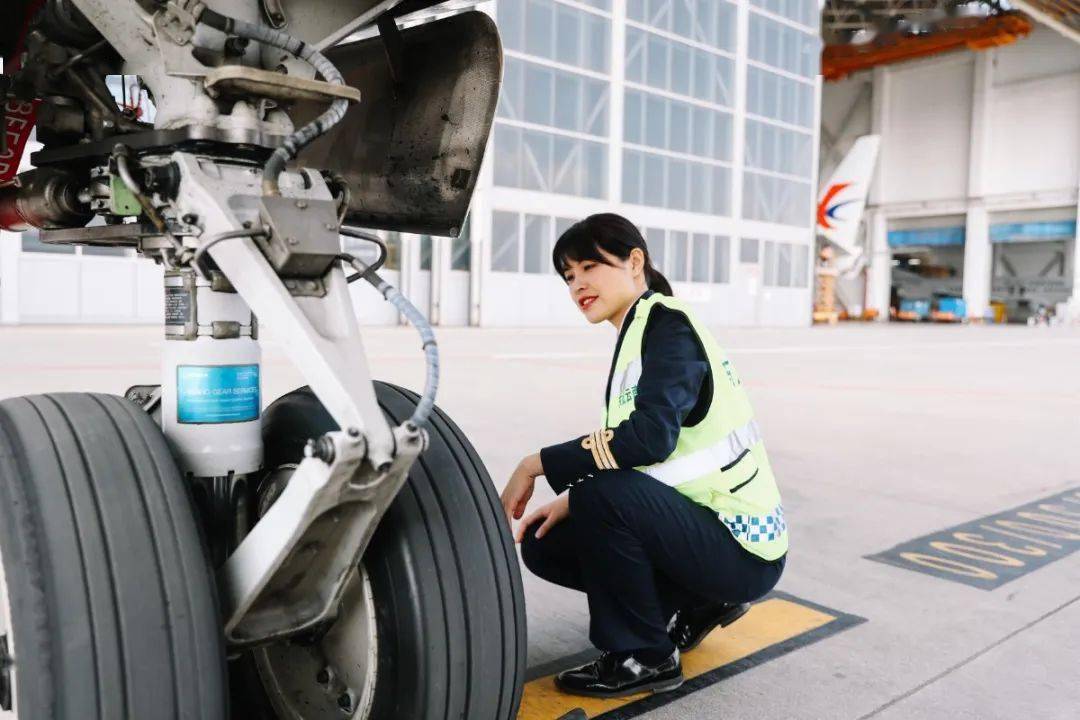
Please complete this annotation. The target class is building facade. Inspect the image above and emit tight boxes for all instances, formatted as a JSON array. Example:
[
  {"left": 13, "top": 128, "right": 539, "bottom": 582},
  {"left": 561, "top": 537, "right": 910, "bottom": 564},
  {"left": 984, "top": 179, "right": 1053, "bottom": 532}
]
[{"left": 0, "top": 0, "right": 822, "bottom": 327}]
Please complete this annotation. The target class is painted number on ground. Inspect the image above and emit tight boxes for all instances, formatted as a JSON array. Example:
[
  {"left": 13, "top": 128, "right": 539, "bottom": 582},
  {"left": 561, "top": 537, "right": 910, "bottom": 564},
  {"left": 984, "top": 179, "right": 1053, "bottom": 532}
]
[{"left": 867, "top": 487, "right": 1080, "bottom": 589}]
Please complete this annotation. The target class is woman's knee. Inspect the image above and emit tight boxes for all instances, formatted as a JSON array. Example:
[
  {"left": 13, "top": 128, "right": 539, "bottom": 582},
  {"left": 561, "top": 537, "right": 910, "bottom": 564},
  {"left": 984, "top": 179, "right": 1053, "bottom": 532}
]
[{"left": 519, "top": 522, "right": 545, "bottom": 572}]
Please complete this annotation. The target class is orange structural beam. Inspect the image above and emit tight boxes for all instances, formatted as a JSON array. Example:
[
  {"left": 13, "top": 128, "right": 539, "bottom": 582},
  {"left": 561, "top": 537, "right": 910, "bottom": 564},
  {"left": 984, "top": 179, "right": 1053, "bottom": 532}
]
[{"left": 822, "top": 12, "right": 1034, "bottom": 82}]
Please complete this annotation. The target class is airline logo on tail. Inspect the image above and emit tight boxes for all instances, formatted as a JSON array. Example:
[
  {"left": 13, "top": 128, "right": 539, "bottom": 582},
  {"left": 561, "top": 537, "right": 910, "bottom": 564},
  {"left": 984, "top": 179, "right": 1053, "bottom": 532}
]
[{"left": 816, "top": 135, "right": 880, "bottom": 256}]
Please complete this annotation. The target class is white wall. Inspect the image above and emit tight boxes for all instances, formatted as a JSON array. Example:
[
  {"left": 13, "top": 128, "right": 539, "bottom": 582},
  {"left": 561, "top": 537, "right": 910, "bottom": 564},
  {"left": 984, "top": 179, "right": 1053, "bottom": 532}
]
[
  {"left": 986, "top": 31, "right": 1080, "bottom": 196},
  {"left": 880, "top": 56, "right": 974, "bottom": 205}
]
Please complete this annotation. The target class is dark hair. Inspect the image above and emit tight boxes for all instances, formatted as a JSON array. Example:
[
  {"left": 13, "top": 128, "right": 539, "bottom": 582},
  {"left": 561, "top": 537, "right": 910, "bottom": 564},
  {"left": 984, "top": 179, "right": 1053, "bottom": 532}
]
[{"left": 551, "top": 213, "right": 673, "bottom": 296}]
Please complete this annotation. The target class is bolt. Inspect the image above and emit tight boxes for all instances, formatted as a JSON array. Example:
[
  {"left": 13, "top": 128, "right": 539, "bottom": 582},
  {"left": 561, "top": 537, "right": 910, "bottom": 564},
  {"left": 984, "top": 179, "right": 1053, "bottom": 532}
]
[
  {"left": 337, "top": 692, "right": 352, "bottom": 711},
  {"left": 303, "top": 280, "right": 318, "bottom": 291},
  {"left": 347, "top": 427, "right": 361, "bottom": 438},
  {"left": 295, "top": 199, "right": 308, "bottom": 209},
  {"left": 325, "top": 223, "right": 337, "bottom": 231},
  {"left": 181, "top": 213, "right": 198, "bottom": 225},
  {"left": 286, "top": 236, "right": 299, "bottom": 246}
]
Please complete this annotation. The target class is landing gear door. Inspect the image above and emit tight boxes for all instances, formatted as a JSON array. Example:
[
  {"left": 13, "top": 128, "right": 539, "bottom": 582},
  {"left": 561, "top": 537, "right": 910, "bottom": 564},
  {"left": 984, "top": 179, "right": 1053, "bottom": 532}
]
[{"left": 294, "top": 11, "right": 502, "bottom": 237}]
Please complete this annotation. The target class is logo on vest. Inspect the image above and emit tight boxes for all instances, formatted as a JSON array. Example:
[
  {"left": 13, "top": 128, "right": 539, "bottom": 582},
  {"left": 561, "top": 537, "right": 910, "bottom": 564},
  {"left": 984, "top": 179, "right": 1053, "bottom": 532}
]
[
  {"left": 721, "top": 359, "right": 741, "bottom": 387},
  {"left": 617, "top": 385, "right": 638, "bottom": 406}
]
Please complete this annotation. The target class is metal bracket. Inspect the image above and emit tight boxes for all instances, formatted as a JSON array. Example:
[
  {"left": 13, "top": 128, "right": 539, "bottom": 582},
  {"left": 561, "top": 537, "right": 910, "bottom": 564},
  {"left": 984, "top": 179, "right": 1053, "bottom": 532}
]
[
  {"left": 154, "top": 0, "right": 206, "bottom": 46},
  {"left": 220, "top": 424, "right": 424, "bottom": 646},
  {"left": 257, "top": 194, "right": 342, "bottom": 278}
]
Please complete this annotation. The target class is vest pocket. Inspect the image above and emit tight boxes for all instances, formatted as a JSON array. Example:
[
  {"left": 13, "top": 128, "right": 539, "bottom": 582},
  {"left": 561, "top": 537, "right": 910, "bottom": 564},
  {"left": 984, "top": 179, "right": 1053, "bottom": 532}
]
[{"left": 721, "top": 449, "right": 760, "bottom": 494}]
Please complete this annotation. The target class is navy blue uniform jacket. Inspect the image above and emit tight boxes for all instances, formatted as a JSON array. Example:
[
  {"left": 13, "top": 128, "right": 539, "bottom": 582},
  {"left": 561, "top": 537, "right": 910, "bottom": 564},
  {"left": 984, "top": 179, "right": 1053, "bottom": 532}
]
[{"left": 540, "top": 290, "right": 712, "bottom": 494}]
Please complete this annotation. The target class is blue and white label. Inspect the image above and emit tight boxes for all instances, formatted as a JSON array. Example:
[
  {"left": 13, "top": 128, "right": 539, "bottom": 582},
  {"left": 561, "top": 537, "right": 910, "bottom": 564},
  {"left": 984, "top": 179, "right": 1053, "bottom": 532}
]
[{"left": 177, "top": 364, "right": 260, "bottom": 424}]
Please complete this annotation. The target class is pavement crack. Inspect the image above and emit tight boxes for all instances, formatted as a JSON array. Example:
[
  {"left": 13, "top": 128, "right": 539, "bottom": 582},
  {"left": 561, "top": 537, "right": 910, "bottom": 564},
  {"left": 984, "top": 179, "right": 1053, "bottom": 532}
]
[{"left": 856, "top": 593, "right": 1080, "bottom": 719}]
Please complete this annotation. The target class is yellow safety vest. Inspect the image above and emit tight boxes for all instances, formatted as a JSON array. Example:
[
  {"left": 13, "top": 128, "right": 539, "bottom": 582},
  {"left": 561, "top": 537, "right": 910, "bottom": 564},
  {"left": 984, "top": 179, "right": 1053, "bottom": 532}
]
[{"left": 605, "top": 293, "right": 788, "bottom": 561}]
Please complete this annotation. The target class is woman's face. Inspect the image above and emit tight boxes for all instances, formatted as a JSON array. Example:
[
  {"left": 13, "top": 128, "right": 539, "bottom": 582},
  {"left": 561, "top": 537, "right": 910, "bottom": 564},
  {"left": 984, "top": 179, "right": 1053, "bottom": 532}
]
[{"left": 561, "top": 245, "right": 646, "bottom": 325}]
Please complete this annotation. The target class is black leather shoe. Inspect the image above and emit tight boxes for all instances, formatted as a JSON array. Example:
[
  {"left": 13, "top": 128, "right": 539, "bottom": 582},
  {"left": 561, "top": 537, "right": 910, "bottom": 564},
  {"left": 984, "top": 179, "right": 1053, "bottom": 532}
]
[
  {"left": 669, "top": 602, "right": 750, "bottom": 652},
  {"left": 554, "top": 650, "right": 683, "bottom": 698}
]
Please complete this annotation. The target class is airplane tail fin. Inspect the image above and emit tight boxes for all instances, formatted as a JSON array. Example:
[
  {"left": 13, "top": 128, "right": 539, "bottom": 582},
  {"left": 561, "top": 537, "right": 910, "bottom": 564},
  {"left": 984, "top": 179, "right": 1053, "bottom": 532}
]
[{"left": 816, "top": 135, "right": 881, "bottom": 256}]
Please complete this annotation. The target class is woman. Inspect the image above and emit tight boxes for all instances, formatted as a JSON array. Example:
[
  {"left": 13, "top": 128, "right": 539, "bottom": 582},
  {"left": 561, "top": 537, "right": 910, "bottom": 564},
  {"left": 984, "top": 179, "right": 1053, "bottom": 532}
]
[{"left": 500, "top": 213, "right": 787, "bottom": 699}]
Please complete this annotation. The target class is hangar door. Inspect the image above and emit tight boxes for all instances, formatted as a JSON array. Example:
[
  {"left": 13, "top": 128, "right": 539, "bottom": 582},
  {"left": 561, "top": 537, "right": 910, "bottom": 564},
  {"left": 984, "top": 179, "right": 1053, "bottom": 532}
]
[{"left": 991, "top": 218, "right": 1076, "bottom": 323}]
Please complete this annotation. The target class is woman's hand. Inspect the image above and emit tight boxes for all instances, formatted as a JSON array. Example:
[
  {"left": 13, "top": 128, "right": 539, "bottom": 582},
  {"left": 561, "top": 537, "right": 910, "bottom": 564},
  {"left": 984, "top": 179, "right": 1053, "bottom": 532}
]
[
  {"left": 514, "top": 493, "right": 570, "bottom": 543},
  {"left": 500, "top": 453, "right": 543, "bottom": 524}
]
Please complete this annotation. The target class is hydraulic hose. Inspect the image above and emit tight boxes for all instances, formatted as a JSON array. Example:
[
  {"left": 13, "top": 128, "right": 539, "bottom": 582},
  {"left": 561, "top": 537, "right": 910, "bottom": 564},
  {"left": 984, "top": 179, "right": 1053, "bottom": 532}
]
[
  {"left": 341, "top": 253, "right": 439, "bottom": 430},
  {"left": 198, "top": 8, "right": 349, "bottom": 197}
]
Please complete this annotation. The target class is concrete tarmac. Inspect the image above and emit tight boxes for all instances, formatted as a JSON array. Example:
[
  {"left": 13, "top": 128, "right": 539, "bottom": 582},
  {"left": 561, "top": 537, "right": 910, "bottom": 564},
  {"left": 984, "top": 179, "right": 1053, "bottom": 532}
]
[{"left": 1, "top": 321, "right": 1078, "bottom": 719}]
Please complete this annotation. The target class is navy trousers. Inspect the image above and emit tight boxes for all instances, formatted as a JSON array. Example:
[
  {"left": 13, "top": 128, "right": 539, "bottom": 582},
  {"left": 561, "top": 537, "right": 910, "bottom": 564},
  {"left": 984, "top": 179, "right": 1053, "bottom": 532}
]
[{"left": 521, "top": 469, "right": 785, "bottom": 656}]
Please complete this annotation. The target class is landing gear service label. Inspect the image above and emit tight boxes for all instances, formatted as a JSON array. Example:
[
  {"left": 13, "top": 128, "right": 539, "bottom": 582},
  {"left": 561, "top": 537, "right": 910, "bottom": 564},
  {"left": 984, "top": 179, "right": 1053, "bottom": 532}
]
[{"left": 177, "top": 365, "right": 260, "bottom": 424}]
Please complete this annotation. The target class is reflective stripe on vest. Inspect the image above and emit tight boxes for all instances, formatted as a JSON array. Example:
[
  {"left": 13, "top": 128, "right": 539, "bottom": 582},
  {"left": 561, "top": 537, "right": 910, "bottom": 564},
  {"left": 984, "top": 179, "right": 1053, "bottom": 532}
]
[{"left": 640, "top": 419, "right": 762, "bottom": 488}]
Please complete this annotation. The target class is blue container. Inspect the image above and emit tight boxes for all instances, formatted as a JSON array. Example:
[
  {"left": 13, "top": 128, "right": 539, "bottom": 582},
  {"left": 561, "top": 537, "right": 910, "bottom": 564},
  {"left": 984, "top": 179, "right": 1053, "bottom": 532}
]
[
  {"left": 936, "top": 297, "right": 967, "bottom": 318},
  {"left": 899, "top": 299, "right": 931, "bottom": 319}
]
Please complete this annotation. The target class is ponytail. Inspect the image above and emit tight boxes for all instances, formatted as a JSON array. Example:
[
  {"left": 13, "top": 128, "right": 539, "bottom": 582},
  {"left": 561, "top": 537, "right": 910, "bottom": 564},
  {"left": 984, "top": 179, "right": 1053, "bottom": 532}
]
[{"left": 644, "top": 264, "right": 673, "bottom": 297}]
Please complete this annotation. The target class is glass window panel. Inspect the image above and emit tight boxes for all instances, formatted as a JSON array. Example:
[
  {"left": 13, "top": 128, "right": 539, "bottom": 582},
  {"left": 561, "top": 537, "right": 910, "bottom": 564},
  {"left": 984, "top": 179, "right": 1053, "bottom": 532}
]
[
  {"left": 552, "top": 135, "right": 579, "bottom": 195},
  {"left": 716, "top": 1, "right": 737, "bottom": 50},
  {"left": 740, "top": 237, "right": 759, "bottom": 263},
  {"left": 646, "top": 34, "right": 669, "bottom": 89},
  {"left": 695, "top": 0, "right": 716, "bottom": 45},
  {"left": 622, "top": 149, "right": 642, "bottom": 204},
  {"left": 523, "top": 214, "right": 551, "bottom": 273},
  {"left": 691, "top": 50, "right": 712, "bottom": 103},
  {"left": 522, "top": 130, "right": 551, "bottom": 191},
  {"left": 689, "top": 162, "right": 709, "bottom": 213},
  {"left": 383, "top": 232, "right": 402, "bottom": 270},
  {"left": 584, "top": 80, "right": 608, "bottom": 136},
  {"left": 628, "top": 0, "right": 646, "bottom": 22},
  {"left": 646, "top": 227, "right": 666, "bottom": 271},
  {"left": 711, "top": 166, "right": 730, "bottom": 215},
  {"left": 451, "top": 233, "right": 471, "bottom": 272},
  {"left": 690, "top": 106, "right": 709, "bottom": 157},
  {"left": 524, "top": 64, "right": 552, "bottom": 126},
  {"left": 585, "top": 14, "right": 610, "bottom": 73},
  {"left": 497, "top": 58, "right": 522, "bottom": 120},
  {"left": 673, "top": 0, "right": 692, "bottom": 37},
  {"left": 643, "top": 152, "right": 664, "bottom": 198},
  {"left": 625, "top": 28, "right": 645, "bottom": 83},
  {"left": 794, "top": 243, "right": 808, "bottom": 287},
  {"left": 667, "top": 158, "right": 688, "bottom": 211},
  {"left": 491, "top": 211, "right": 520, "bottom": 272},
  {"left": 713, "top": 112, "right": 732, "bottom": 161},
  {"left": 713, "top": 235, "right": 730, "bottom": 282},
  {"left": 585, "top": 141, "right": 607, "bottom": 199},
  {"left": 419, "top": 234, "right": 433, "bottom": 270},
  {"left": 670, "top": 43, "right": 691, "bottom": 97},
  {"left": 777, "top": 242, "right": 792, "bottom": 286},
  {"left": 555, "top": 5, "right": 581, "bottom": 67},
  {"left": 669, "top": 231, "right": 688, "bottom": 281},
  {"left": 692, "top": 233, "right": 710, "bottom": 282},
  {"left": 669, "top": 102, "right": 689, "bottom": 154},
  {"left": 647, "top": 0, "right": 671, "bottom": 30},
  {"left": 555, "top": 216, "right": 575, "bottom": 244},
  {"left": 499, "top": 0, "right": 524, "bottom": 51},
  {"left": 493, "top": 125, "right": 520, "bottom": 187},
  {"left": 554, "top": 73, "right": 581, "bottom": 132},
  {"left": 525, "top": 0, "right": 554, "bottom": 58},
  {"left": 763, "top": 240, "right": 775, "bottom": 285},
  {"left": 714, "top": 55, "right": 734, "bottom": 107},
  {"left": 624, "top": 90, "right": 643, "bottom": 145},
  {"left": 644, "top": 94, "right": 666, "bottom": 149}
]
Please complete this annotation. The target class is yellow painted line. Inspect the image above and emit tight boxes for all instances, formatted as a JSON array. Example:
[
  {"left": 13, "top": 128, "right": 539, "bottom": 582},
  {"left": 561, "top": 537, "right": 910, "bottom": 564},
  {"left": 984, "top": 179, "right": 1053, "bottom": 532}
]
[{"left": 517, "top": 598, "right": 836, "bottom": 720}]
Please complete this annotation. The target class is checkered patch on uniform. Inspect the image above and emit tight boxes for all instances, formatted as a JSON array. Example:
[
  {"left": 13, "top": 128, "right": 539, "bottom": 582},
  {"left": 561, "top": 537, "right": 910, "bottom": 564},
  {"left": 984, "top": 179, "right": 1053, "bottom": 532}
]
[{"left": 722, "top": 505, "right": 786, "bottom": 543}]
